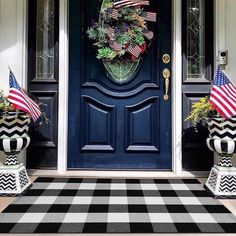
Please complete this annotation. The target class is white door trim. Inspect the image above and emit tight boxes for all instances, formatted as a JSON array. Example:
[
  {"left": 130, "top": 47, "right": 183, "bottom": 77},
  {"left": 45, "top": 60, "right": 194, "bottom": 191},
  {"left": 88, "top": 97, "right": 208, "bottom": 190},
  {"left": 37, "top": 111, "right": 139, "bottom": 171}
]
[
  {"left": 57, "top": 0, "right": 183, "bottom": 175},
  {"left": 172, "top": 0, "right": 182, "bottom": 175},
  {"left": 16, "top": 0, "right": 28, "bottom": 165},
  {"left": 58, "top": 0, "right": 69, "bottom": 174}
]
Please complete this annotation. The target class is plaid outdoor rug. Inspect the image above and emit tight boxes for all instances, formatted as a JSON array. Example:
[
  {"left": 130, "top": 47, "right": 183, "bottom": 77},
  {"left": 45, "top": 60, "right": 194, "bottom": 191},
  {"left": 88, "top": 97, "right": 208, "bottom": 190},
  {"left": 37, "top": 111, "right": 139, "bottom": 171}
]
[{"left": 0, "top": 177, "right": 236, "bottom": 233}]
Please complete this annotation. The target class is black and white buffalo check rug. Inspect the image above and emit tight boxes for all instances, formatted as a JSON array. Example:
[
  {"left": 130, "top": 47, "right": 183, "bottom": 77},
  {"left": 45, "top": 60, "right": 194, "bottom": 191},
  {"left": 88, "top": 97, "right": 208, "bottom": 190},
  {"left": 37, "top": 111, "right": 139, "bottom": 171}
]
[{"left": 0, "top": 177, "right": 236, "bottom": 233}]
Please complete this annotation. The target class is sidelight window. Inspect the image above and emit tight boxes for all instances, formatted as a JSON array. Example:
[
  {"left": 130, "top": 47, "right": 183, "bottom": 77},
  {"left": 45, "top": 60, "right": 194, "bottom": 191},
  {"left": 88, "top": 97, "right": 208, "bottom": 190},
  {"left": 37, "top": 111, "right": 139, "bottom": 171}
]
[
  {"left": 187, "top": 0, "right": 205, "bottom": 79},
  {"left": 36, "top": 0, "right": 55, "bottom": 79},
  {"left": 182, "top": 0, "right": 213, "bottom": 82}
]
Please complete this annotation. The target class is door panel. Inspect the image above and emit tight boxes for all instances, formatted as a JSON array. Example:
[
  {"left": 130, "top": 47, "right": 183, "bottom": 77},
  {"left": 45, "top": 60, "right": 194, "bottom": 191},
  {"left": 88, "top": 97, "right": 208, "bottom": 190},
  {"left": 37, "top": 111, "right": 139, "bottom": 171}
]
[
  {"left": 81, "top": 96, "right": 115, "bottom": 151},
  {"left": 125, "top": 97, "right": 160, "bottom": 152},
  {"left": 68, "top": 0, "right": 172, "bottom": 169}
]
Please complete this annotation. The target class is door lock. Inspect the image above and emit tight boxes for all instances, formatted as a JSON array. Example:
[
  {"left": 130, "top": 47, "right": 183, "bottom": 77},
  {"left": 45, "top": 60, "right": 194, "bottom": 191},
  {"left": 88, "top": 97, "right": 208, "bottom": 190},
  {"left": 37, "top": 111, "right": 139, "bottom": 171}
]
[
  {"left": 162, "top": 68, "right": 171, "bottom": 101},
  {"left": 162, "top": 54, "right": 171, "bottom": 64}
]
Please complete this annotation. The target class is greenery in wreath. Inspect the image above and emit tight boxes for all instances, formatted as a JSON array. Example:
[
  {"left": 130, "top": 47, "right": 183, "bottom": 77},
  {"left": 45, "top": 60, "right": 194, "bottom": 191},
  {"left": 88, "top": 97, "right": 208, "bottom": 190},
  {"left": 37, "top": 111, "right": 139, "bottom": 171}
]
[{"left": 87, "top": 2, "right": 156, "bottom": 61}]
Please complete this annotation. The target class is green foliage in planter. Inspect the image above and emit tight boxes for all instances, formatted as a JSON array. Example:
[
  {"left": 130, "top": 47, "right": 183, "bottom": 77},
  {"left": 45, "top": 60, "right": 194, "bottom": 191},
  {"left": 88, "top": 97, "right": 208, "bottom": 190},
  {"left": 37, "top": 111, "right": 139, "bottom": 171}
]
[
  {"left": 185, "top": 96, "right": 217, "bottom": 130},
  {"left": 0, "top": 90, "right": 15, "bottom": 111}
]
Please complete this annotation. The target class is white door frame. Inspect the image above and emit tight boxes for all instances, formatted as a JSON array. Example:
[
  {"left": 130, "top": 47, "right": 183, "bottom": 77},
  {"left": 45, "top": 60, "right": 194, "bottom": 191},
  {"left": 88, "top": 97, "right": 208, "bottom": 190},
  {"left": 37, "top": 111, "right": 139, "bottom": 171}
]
[{"left": 57, "top": 0, "right": 183, "bottom": 175}]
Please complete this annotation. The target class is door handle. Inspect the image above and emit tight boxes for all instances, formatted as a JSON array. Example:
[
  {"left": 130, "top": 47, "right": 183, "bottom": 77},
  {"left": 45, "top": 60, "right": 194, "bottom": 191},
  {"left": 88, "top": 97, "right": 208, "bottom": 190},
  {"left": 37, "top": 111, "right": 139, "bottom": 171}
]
[{"left": 162, "top": 68, "right": 171, "bottom": 101}]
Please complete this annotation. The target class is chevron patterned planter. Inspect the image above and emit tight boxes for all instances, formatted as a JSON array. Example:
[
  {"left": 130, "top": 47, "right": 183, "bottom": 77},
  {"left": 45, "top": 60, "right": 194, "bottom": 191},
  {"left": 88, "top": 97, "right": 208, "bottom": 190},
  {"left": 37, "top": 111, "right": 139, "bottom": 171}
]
[
  {"left": 0, "top": 111, "right": 31, "bottom": 195},
  {"left": 0, "top": 164, "right": 31, "bottom": 195},
  {"left": 0, "top": 111, "right": 30, "bottom": 139},
  {"left": 205, "top": 117, "right": 236, "bottom": 197},
  {"left": 207, "top": 117, "right": 236, "bottom": 140}
]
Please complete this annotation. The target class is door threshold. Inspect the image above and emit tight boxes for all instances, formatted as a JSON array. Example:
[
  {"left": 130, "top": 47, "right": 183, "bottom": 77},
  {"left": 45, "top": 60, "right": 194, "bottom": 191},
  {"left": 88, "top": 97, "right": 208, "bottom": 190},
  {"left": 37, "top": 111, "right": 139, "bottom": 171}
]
[{"left": 28, "top": 169, "right": 209, "bottom": 178}]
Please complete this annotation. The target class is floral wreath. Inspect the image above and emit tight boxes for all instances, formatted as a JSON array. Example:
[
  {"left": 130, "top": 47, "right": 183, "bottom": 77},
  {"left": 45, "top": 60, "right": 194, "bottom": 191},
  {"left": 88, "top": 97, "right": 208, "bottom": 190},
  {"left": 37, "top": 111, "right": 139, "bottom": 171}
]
[{"left": 87, "top": 0, "right": 157, "bottom": 61}]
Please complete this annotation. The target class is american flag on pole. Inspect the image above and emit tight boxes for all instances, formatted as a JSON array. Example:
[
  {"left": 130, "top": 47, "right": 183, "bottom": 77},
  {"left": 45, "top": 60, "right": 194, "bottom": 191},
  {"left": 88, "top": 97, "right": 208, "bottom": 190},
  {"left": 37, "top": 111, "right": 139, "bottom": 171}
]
[
  {"left": 110, "top": 40, "right": 122, "bottom": 51},
  {"left": 127, "top": 44, "right": 142, "bottom": 58},
  {"left": 142, "top": 28, "right": 154, "bottom": 40},
  {"left": 8, "top": 70, "right": 41, "bottom": 122},
  {"left": 113, "top": 0, "right": 149, "bottom": 8},
  {"left": 141, "top": 11, "right": 157, "bottom": 22},
  {"left": 104, "top": 24, "right": 115, "bottom": 39},
  {"left": 125, "top": 1, "right": 149, "bottom": 7},
  {"left": 209, "top": 66, "right": 236, "bottom": 118},
  {"left": 106, "top": 8, "right": 119, "bottom": 20}
]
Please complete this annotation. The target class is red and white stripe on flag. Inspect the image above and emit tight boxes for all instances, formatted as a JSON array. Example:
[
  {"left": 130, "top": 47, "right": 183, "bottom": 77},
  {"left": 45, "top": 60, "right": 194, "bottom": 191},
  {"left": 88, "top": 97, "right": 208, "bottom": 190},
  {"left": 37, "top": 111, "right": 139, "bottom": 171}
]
[
  {"left": 106, "top": 8, "right": 119, "bottom": 20},
  {"left": 110, "top": 41, "right": 122, "bottom": 51},
  {"left": 8, "top": 70, "right": 41, "bottom": 122},
  {"left": 141, "top": 11, "right": 157, "bottom": 22},
  {"left": 127, "top": 45, "right": 142, "bottom": 58},
  {"left": 210, "top": 83, "right": 236, "bottom": 118},
  {"left": 142, "top": 29, "right": 154, "bottom": 40},
  {"left": 8, "top": 89, "right": 41, "bottom": 122},
  {"left": 209, "top": 66, "right": 236, "bottom": 118},
  {"left": 113, "top": 0, "right": 149, "bottom": 8}
]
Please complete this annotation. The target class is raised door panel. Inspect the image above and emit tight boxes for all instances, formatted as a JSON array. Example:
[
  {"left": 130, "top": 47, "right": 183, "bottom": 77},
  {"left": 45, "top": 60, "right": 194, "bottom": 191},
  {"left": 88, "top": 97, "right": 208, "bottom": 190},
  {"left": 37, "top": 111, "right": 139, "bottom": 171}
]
[
  {"left": 29, "top": 92, "right": 57, "bottom": 147},
  {"left": 125, "top": 97, "right": 159, "bottom": 152},
  {"left": 27, "top": 91, "right": 58, "bottom": 169},
  {"left": 81, "top": 96, "right": 115, "bottom": 151}
]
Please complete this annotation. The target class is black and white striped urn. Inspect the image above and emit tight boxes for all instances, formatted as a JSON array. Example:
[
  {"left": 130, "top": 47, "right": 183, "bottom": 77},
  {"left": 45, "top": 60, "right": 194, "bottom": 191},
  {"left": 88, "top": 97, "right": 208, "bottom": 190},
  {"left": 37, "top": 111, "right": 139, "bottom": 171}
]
[
  {"left": 206, "top": 138, "right": 235, "bottom": 167},
  {"left": 0, "top": 111, "right": 32, "bottom": 195},
  {"left": 0, "top": 136, "right": 30, "bottom": 165},
  {"left": 0, "top": 111, "right": 31, "bottom": 165},
  {"left": 206, "top": 117, "right": 236, "bottom": 166},
  {"left": 205, "top": 117, "right": 236, "bottom": 196}
]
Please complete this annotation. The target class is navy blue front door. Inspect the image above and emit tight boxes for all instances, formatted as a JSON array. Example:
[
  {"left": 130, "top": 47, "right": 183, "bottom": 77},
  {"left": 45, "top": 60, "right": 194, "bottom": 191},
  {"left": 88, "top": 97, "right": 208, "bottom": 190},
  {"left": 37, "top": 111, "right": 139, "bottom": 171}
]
[{"left": 68, "top": 0, "right": 172, "bottom": 169}]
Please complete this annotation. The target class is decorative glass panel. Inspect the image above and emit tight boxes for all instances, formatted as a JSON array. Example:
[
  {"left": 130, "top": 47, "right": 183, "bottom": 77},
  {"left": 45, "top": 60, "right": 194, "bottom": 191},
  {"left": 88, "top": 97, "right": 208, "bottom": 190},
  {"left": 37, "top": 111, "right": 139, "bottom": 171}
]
[
  {"left": 187, "top": 0, "right": 205, "bottom": 78},
  {"left": 36, "top": 0, "right": 55, "bottom": 79}
]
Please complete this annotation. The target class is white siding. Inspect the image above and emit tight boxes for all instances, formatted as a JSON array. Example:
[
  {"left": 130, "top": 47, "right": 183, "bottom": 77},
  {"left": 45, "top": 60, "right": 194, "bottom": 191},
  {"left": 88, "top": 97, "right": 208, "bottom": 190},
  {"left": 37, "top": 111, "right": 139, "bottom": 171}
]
[
  {"left": 226, "top": 0, "right": 236, "bottom": 165},
  {"left": 225, "top": 0, "right": 236, "bottom": 82},
  {"left": 0, "top": 0, "right": 27, "bottom": 92},
  {"left": 216, "top": 0, "right": 236, "bottom": 82},
  {"left": 216, "top": 0, "right": 236, "bottom": 165}
]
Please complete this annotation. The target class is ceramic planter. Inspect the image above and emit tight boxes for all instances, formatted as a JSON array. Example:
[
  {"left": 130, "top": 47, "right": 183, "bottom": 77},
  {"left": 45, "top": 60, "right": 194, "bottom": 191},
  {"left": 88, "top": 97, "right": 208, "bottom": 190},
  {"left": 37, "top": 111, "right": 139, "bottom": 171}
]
[
  {"left": 0, "top": 111, "right": 30, "bottom": 139},
  {"left": 205, "top": 117, "right": 236, "bottom": 197},
  {"left": 0, "top": 111, "right": 31, "bottom": 195},
  {"left": 207, "top": 117, "right": 236, "bottom": 141}
]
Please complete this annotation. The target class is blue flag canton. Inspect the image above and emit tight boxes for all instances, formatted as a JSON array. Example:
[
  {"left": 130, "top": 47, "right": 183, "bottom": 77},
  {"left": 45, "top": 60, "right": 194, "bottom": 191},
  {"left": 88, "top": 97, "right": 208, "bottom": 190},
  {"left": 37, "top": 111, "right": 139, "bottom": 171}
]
[
  {"left": 214, "top": 67, "right": 231, "bottom": 87},
  {"left": 9, "top": 71, "right": 21, "bottom": 90}
]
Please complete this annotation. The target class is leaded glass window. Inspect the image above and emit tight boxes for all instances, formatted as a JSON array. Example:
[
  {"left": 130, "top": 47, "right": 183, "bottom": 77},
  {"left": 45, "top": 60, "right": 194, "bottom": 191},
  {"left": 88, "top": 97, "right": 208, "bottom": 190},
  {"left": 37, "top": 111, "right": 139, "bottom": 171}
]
[
  {"left": 187, "top": 0, "right": 205, "bottom": 79},
  {"left": 36, "top": 0, "right": 55, "bottom": 79}
]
